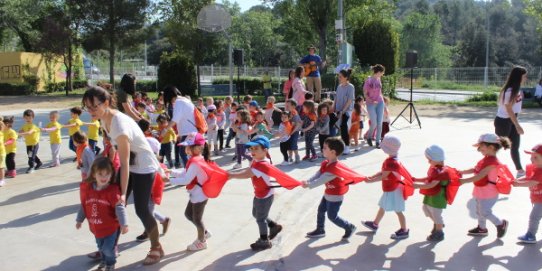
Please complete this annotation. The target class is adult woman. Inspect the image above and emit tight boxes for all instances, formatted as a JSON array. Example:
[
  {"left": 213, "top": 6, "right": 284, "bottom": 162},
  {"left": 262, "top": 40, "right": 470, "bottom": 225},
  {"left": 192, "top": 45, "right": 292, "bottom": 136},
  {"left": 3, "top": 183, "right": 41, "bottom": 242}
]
[
  {"left": 163, "top": 86, "right": 198, "bottom": 167},
  {"left": 334, "top": 68, "right": 355, "bottom": 155},
  {"left": 494, "top": 66, "right": 527, "bottom": 177},
  {"left": 363, "top": 64, "right": 385, "bottom": 148},
  {"left": 292, "top": 66, "right": 309, "bottom": 108},
  {"left": 116, "top": 73, "right": 143, "bottom": 121},
  {"left": 535, "top": 78, "right": 542, "bottom": 100},
  {"left": 82, "top": 86, "right": 164, "bottom": 265},
  {"left": 283, "top": 69, "right": 295, "bottom": 100}
]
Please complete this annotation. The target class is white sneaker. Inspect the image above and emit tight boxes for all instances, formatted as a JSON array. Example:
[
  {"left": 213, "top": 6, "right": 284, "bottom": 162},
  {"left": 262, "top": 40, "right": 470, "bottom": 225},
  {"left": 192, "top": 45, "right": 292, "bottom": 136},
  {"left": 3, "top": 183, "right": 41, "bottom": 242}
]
[
  {"left": 0, "top": 180, "right": 5, "bottom": 187},
  {"left": 516, "top": 170, "right": 526, "bottom": 178},
  {"left": 278, "top": 161, "right": 290, "bottom": 166},
  {"left": 187, "top": 239, "right": 207, "bottom": 251},
  {"left": 205, "top": 230, "right": 212, "bottom": 239},
  {"left": 232, "top": 163, "right": 242, "bottom": 169},
  {"left": 343, "top": 146, "right": 351, "bottom": 155}
]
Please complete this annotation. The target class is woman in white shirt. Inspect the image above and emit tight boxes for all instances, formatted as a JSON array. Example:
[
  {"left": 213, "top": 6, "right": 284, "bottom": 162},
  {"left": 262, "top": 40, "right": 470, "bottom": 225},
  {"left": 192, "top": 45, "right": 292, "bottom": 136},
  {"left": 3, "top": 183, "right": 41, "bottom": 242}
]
[
  {"left": 494, "top": 66, "right": 528, "bottom": 177},
  {"left": 82, "top": 86, "right": 164, "bottom": 265}
]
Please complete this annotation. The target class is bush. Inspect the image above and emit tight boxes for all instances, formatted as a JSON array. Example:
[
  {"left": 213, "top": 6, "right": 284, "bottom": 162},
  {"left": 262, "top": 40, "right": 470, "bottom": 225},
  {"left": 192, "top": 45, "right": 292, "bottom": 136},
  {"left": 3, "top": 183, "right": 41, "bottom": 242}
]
[
  {"left": 0, "top": 83, "right": 33, "bottom": 95},
  {"left": 45, "top": 80, "right": 89, "bottom": 93},
  {"left": 353, "top": 19, "right": 400, "bottom": 75},
  {"left": 158, "top": 51, "right": 197, "bottom": 97},
  {"left": 23, "top": 75, "right": 39, "bottom": 94},
  {"left": 212, "top": 77, "right": 282, "bottom": 95},
  {"left": 467, "top": 91, "right": 498, "bottom": 102},
  {"left": 136, "top": 80, "right": 158, "bottom": 92}
]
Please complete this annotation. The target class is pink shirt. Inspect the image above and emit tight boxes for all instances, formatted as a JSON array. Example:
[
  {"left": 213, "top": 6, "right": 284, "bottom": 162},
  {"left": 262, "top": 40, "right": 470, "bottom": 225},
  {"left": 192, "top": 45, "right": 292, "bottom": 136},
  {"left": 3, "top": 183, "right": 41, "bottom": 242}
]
[
  {"left": 363, "top": 76, "right": 384, "bottom": 104},
  {"left": 472, "top": 168, "right": 499, "bottom": 199},
  {"left": 283, "top": 79, "right": 293, "bottom": 95},
  {"left": 292, "top": 78, "right": 307, "bottom": 105}
]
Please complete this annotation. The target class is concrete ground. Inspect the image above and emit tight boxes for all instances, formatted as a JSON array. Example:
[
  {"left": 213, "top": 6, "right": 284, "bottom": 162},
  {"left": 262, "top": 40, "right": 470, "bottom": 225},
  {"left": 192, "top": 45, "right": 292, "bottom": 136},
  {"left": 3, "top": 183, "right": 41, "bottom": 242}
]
[{"left": 1, "top": 107, "right": 542, "bottom": 271}]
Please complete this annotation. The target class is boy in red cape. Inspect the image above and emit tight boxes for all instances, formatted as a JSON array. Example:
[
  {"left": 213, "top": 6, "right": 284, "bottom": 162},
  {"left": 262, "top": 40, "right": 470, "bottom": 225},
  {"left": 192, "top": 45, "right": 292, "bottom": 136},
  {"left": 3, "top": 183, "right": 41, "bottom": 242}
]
[
  {"left": 413, "top": 145, "right": 461, "bottom": 242},
  {"left": 303, "top": 137, "right": 367, "bottom": 241},
  {"left": 229, "top": 135, "right": 301, "bottom": 251}
]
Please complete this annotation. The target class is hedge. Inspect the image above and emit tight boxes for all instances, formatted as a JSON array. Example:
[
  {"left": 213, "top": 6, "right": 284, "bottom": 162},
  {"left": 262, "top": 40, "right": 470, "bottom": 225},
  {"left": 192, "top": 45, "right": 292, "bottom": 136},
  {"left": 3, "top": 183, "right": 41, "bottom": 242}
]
[
  {"left": 0, "top": 83, "right": 33, "bottom": 95},
  {"left": 45, "top": 80, "right": 89, "bottom": 93},
  {"left": 158, "top": 51, "right": 197, "bottom": 97},
  {"left": 212, "top": 76, "right": 282, "bottom": 95}
]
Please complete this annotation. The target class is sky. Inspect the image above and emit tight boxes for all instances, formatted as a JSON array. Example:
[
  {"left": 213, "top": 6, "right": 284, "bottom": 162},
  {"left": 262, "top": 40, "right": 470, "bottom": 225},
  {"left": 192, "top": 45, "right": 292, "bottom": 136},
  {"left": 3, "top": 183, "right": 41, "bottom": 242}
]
[{"left": 222, "top": 0, "right": 261, "bottom": 12}]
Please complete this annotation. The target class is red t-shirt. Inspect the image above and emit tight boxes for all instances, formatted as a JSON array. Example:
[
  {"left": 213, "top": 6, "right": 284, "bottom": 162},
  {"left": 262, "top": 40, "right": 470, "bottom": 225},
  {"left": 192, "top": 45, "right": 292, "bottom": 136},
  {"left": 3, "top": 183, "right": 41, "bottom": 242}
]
[
  {"left": 80, "top": 183, "right": 121, "bottom": 238},
  {"left": 528, "top": 166, "right": 542, "bottom": 203}
]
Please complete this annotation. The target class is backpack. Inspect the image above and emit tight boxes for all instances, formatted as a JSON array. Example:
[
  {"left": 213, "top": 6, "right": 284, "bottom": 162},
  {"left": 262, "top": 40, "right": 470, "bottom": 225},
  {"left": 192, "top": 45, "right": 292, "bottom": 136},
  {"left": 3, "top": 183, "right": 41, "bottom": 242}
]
[{"left": 188, "top": 107, "right": 208, "bottom": 134}]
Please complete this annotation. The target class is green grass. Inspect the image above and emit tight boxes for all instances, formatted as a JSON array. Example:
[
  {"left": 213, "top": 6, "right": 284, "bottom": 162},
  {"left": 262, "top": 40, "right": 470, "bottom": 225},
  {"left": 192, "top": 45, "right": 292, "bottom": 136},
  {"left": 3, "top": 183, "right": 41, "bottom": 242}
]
[{"left": 417, "top": 80, "right": 500, "bottom": 92}]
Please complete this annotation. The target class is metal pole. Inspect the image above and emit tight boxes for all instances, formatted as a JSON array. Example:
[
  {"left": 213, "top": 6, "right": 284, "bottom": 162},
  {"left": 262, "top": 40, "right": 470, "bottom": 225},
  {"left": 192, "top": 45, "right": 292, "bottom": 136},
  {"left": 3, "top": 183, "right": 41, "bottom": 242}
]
[
  {"left": 337, "top": 0, "right": 344, "bottom": 65},
  {"left": 484, "top": 0, "right": 490, "bottom": 89},
  {"left": 228, "top": 36, "right": 233, "bottom": 96}
]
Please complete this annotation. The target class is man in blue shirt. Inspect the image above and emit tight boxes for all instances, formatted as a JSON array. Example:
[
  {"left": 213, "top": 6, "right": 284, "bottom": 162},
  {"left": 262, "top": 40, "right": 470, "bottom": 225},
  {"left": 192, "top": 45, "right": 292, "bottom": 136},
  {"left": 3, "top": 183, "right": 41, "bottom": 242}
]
[{"left": 299, "top": 45, "right": 324, "bottom": 102}]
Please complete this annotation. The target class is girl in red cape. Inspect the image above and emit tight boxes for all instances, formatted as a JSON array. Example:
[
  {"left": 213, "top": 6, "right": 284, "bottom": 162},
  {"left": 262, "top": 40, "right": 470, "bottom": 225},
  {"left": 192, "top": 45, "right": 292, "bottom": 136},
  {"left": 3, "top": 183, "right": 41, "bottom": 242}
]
[
  {"left": 229, "top": 135, "right": 301, "bottom": 251},
  {"left": 459, "top": 133, "right": 510, "bottom": 238},
  {"left": 303, "top": 137, "right": 366, "bottom": 241},
  {"left": 362, "top": 135, "right": 413, "bottom": 240}
]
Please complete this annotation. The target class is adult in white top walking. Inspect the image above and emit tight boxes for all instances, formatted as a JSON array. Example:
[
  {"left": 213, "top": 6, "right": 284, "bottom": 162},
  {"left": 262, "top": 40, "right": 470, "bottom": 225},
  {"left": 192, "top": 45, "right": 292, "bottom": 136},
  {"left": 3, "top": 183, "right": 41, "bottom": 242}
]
[{"left": 494, "top": 66, "right": 527, "bottom": 177}]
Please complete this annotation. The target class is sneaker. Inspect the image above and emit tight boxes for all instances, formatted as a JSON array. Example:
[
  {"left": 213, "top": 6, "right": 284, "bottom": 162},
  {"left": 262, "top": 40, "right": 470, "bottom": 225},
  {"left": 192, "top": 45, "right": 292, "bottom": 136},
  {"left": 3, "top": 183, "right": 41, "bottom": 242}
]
[
  {"left": 367, "top": 138, "right": 373, "bottom": 147},
  {"left": 375, "top": 142, "right": 381, "bottom": 149},
  {"left": 72, "top": 157, "right": 77, "bottom": 162},
  {"left": 96, "top": 262, "right": 106, "bottom": 271},
  {"left": 214, "top": 150, "right": 220, "bottom": 156},
  {"left": 136, "top": 232, "right": 149, "bottom": 242},
  {"left": 161, "top": 217, "right": 171, "bottom": 236},
  {"left": 467, "top": 226, "right": 488, "bottom": 236},
  {"left": 295, "top": 154, "right": 301, "bottom": 164},
  {"left": 518, "top": 232, "right": 537, "bottom": 244},
  {"left": 288, "top": 158, "right": 294, "bottom": 165},
  {"left": 516, "top": 170, "right": 526, "bottom": 178},
  {"left": 306, "top": 228, "right": 326, "bottom": 238},
  {"left": 278, "top": 161, "right": 290, "bottom": 166},
  {"left": 104, "top": 265, "right": 115, "bottom": 271},
  {"left": 343, "top": 146, "right": 350, "bottom": 155},
  {"left": 391, "top": 228, "right": 409, "bottom": 240},
  {"left": 427, "top": 230, "right": 445, "bottom": 242},
  {"left": 231, "top": 155, "right": 237, "bottom": 161},
  {"left": 0, "top": 180, "right": 5, "bottom": 187},
  {"left": 34, "top": 161, "right": 43, "bottom": 170},
  {"left": 309, "top": 155, "right": 318, "bottom": 162},
  {"left": 250, "top": 238, "right": 272, "bottom": 251},
  {"left": 269, "top": 224, "right": 283, "bottom": 240},
  {"left": 5, "top": 170, "right": 14, "bottom": 178},
  {"left": 342, "top": 224, "right": 357, "bottom": 241},
  {"left": 232, "top": 163, "right": 242, "bottom": 169},
  {"left": 496, "top": 220, "right": 508, "bottom": 238},
  {"left": 87, "top": 251, "right": 102, "bottom": 260},
  {"left": 26, "top": 167, "right": 34, "bottom": 174},
  {"left": 187, "top": 239, "right": 207, "bottom": 251},
  {"left": 362, "top": 221, "right": 379, "bottom": 232},
  {"left": 353, "top": 147, "right": 360, "bottom": 152},
  {"left": 205, "top": 230, "right": 212, "bottom": 240},
  {"left": 302, "top": 155, "right": 310, "bottom": 161}
]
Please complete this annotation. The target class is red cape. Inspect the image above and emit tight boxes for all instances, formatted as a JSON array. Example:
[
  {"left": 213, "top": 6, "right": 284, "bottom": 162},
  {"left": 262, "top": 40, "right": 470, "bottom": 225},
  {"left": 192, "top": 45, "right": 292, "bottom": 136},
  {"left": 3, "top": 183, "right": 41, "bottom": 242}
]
[
  {"left": 444, "top": 167, "right": 462, "bottom": 205},
  {"left": 151, "top": 163, "right": 168, "bottom": 205},
  {"left": 188, "top": 156, "right": 230, "bottom": 198},
  {"left": 495, "top": 165, "right": 514, "bottom": 195},
  {"left": 322, "top": 160, "right": 368, "bottom": 185},
  {"left": 396, "top": 162, "right": 414, "bottom": 200},
  {"left": 252, "top": 160, "right": 302, "bottom": 189}
]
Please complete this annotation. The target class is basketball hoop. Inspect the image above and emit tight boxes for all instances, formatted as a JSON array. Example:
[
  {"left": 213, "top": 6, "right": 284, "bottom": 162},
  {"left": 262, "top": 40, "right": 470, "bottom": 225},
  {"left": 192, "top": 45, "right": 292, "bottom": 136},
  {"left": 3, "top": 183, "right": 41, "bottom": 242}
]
[{"left": 197, "top": 4, "right": 232, "bottom": 33}]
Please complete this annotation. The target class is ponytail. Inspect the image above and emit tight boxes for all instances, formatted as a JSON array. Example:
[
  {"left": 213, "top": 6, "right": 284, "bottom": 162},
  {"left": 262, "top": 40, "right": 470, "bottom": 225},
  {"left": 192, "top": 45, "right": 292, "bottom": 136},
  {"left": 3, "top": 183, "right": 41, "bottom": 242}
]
[
  {"left": 202, "top": 143, "right": 211, "bottom": 162},
  {"left": 371, "top": 64, "right": 385, "bottom": 74},
  {"left": 339, "top": 68, "right": 352, "bottom": 80}
]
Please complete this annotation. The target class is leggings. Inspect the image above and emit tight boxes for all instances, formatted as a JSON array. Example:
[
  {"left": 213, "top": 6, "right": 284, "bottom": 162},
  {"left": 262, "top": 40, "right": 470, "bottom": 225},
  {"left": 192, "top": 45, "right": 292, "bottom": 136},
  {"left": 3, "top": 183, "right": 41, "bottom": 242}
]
[
  {"left": 218, "top": 129, "right": 225, "bottom": 149},
  {"left": 476, "top": 198, "right": 502, "bottom": 229},
  {"left": 494, "top": 116, "right": 522, "bottom": 170},
  {"left": 185, "top": 200, "right": 208, "bottom": 241},
  {"left": 126, "top": 172, "right": 160, "bottom": 247},
  {"left": 340, "top": 113, "right": 350, "bottom": 146},
  {"left": 226, "top": 128, "right": 236, "bottom": 147},
  {"left": 88, "top": 139, "right": 101, "bottom": 155},
  {"left": 280, "top": 141, "right": 290, "bottom": 162},
  {"left": 236, "top": 144, "right": 252, "bottom": 165},
  {"left": 319, "top": 134, "right": 330, "bottom": 152},
  {"left": 26, "top": 144, "right": 42, "bottom": 168},
  {"left": 305, "top": 132, "right": 316, "bottom": 157},
  {"left": 6, "top": 153, "right": 16, "bottom": 171},
  {"left": 174, "top": 137, "right": 182, "bottom": 168}
]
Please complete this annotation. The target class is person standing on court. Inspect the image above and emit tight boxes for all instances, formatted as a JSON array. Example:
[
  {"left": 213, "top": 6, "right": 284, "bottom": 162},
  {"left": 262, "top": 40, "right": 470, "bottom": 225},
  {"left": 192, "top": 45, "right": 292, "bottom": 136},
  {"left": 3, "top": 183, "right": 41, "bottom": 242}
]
[
  {"left": 334, "top": 69, "right": 355, "bottom": 155},
  {"left": 116, "top": 74, "right": 143, "bottom": 121},
  {"left": 363, "top": 64, "right": 386, "bottom": 149},
  {"left": 163, "top": 86, "right": 199, "bottom": 168},
  {"left": 300, "top": 45, "right": 324, "bottom": 103},
  {"left": 82, "top": 86, "right": 164, "bottom": 265},
  {"left": 494, "top": 66, "right": 528, "bottom": 177}
]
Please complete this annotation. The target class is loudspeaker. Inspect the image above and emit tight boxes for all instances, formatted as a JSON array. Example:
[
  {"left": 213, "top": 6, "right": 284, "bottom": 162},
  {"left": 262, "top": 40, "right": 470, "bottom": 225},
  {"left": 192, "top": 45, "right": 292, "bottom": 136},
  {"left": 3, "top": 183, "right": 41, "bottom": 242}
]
[
  {"left": 233, "top": 49, "right": 244, "bottom": 66},
  {"left": 406, "top": 50, "right": 418, "bottom": 68}
]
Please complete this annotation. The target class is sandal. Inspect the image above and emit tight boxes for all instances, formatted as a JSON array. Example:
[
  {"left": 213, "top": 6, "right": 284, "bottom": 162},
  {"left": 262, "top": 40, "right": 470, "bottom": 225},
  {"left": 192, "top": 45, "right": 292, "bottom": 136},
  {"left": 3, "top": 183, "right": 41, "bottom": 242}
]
[{"left": 142, "top": 246, "right": 164, "bottom": 265}]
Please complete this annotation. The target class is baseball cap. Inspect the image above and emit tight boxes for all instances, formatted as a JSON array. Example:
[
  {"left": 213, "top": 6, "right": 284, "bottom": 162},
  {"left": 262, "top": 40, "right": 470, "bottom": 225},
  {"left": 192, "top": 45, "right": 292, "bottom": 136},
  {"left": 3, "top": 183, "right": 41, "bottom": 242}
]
[
  {"left": 245, "top": 135, "right": 270, "bottom": 149},
  {"left": 249, "top": 101, "right": 259, "bottom": 108},
  {"left": 207, "top": 104, "right": 217, "bottom": 112},
  {"left": 179, "top": 132, "right": 205, "bottom": 146},
  {"left": 525, "top": 144, "right": 542, "bottom": 155},
  {"left": 380, "top": 135, "right": 401, "bottom": 156},
  {"left": 425, "top": 145, "right": 445, "bottom": 162},
  {"left": 473, "top": 133, "right": 500, "bottom": 146}
]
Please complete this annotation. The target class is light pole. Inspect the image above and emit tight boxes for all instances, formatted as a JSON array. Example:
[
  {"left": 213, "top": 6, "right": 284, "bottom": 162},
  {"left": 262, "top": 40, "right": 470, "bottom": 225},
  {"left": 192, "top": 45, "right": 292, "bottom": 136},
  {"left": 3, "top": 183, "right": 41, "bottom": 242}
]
[{"left": 484, "top": 0, "right": 490, "bottom": 89}]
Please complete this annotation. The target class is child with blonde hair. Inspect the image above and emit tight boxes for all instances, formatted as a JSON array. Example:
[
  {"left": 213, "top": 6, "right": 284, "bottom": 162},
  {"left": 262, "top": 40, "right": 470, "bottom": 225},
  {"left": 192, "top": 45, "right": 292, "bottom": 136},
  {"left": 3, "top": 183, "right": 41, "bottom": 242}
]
[
  {"left": 2, "top": 116, "right": 17, "bottom": 178},
  {"left": 41, "top": 111, "right": 63, "bottom": 167}
]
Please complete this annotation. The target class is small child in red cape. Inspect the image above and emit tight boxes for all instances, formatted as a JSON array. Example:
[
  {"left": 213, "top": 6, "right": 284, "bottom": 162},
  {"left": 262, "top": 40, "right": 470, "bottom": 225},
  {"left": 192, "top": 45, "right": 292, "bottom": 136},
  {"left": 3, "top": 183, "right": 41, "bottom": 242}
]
[
  {"left": 302, "top": 137, "right": 367, "bottom": 240},
  {"left": 229, "top": 135, "right": 301, "bottom": 251},
  {"left": 460, "top": 133, "right": 510, "bottom": 238},
  {"left": 413, "top": 145, "right": 461, "bottom": 242},
  {"left": 362, "top": 135, "right": 413, "bottom": 240},
  {"left": 513, "top": 144, "right": 542, "bottom": 244}
]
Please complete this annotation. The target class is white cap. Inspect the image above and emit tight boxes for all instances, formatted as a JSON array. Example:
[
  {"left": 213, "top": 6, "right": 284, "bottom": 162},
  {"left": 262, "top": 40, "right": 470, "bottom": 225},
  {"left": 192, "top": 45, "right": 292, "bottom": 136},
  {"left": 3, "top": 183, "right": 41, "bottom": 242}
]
[
  {"left": 474, "top": 133, "right": 500, "bottom": 146},
  {"left": 425, "top": 145, "right": 445, "bottom": 162},
  {"left": 380, "top": 135, "right": 401, "bottom": 156}
]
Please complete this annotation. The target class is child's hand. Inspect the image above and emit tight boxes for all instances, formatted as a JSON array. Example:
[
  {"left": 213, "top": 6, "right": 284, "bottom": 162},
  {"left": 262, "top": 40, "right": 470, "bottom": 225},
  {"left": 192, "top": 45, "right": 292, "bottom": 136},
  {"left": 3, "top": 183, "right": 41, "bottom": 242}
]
[
  {"left": 121, "top": 225, "right": 129, "bottom": 234},
  {"left": 301, "top": 181, "right": 309, "bottom": 188},
  {"left": 76, "top": 222, "right": 82, "bottom": 229}
]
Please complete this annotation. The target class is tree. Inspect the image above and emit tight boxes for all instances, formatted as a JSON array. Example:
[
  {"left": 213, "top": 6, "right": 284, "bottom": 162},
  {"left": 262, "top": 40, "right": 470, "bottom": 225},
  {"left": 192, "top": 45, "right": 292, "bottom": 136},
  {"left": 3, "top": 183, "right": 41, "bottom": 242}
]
[
  {"left": 0, "top": 0, "right": 51, "bottom": 51},
  {"left": 353, "top": 19, "right": 400, "bottom": 74},
  {"left": 78, "top": 0, "right": 149, "bottom": 84}
]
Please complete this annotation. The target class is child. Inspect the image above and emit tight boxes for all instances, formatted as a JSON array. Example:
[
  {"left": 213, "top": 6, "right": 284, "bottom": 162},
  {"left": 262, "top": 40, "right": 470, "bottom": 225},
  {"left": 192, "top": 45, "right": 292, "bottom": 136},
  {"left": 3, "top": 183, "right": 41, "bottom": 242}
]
[
  {"left": 357, "top": 96, "right": 368, "bottom": 141},
  {"left": 73, "top": 131, "right": 96, "bottom": 180},
  {"left": 276, "top": 111, "right": 293, "bottom": 166},
  {"left": 412, "top": 145, "right": 461, "bottom": 242},
  {"left": 232, "top": 109, "right": 253, "bottom": 169},
  {"left": 250, "top": 111, "right": 273, "bottom": 139},
  {"left": 136, "top": 102, "right": 149, "bottom": 121},
  {"left": 169, "top": 133, "right": 214, "bottom": 251},
  {"left": 349, "top": 101, "right": 362, "bottom": 151},
  {"left": 243, "top": 95, "right": 253, "bottom": 108},
  {"left": 196, "top": 98, "right": 206, "bottom": 117},
  {"left": 156, "top": 114, "right": 176, "bottom": 169},
  {"left": 224, "top": 96, "right": 233, "bottom": 129},
  {"left": 84, "top": 117, "right": 102, "bottom": 155},
  {"left": 2, "top": 117, "right": 17, "bottom": 178},
  {"left": 317, "top": 103, "right": 330, "bottom": 156},
  {"left": 249, "top": 101, "right": 260, "bottom": 123},
  {"left": 76, "top": 157, "right": 129, "bottom": 271},
  {"left": 41, "top": 111, "right": 63, "bottom": 167},
  {"left": 303, "top": 137, "right": 366, "bottom": 240},
  {"left": 321, "top": 99, "right": 338, "bottom": 137},
  {"left": 145, "top": 97, "right": 156, "bottom": 115},
  {"left": 224, "top": 102, "right": 238, "bottom": 149},
  {"left": 301, "top": 100, "right": 318, "bottom": 161},
  {"left": 0, "top": 117, "right": 5, "bottom": 186},
  {"left": 216, "top": 100, "right": 226, "bottom": 152},
  {"left": 205, "top": 97, "right": 215, "bottom": 109},
  {"left": 285, "top": 99, "right": 302, "bottom": 163},
  {"left": 264, "top": 96, "right": 281, "bottom": 128},
  {"left": 64, "top": 107, "right": 84, "bottom": 157},
  {"left": 362, "top": 135, "right": 414, "bottom": 240},
  {"left": 229, "top": 136, "right": 301, "bottom": 250},
  {"left": 18, "top": 109, "right": 42, "bottom": 173},
  {"left": 206, "top": 105, "right": 219, "bottom": 156},
  {"left": 460, "top": 133, "right": 510, "bottom": 238},
  {"left": 513, "top": 144, "right": 542, "bottom": 244},
  {"left": 101, "top": 130, "right": 120, "bottom": 174}
]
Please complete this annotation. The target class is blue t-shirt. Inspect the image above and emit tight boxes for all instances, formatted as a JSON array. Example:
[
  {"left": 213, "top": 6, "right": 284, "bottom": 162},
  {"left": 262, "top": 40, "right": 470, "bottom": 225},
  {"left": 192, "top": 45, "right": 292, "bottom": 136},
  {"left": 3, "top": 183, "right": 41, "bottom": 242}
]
[{"left": 300, "top": 54, "right": 322, "bottom": 77}]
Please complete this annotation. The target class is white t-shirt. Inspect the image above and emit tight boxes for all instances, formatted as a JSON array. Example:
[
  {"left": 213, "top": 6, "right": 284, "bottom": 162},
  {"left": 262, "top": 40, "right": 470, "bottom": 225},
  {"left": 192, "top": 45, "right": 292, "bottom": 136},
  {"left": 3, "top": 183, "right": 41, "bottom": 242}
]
[
  {"left": 171, "top": 96, "right": 198, "bottom": 136},
  {"left": 170, "top": 163, "right": 208, "bottom": 203},
  {"left": 251, "top": 158, "right": 275, "bottom": 199},
  {"left": 145, "top": 137, "right": 161, "bottom": 155},
  {"left": 496, "top": 88, "right": 523, "bottom": 118},
  {"left": 535, "top": 84, "right": 542, "bottom": 98},
  {"left": 104, "top": 112, "right": 160, "bottom": 174}
]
